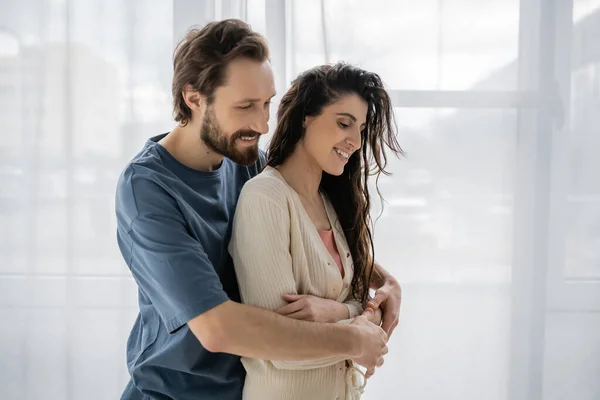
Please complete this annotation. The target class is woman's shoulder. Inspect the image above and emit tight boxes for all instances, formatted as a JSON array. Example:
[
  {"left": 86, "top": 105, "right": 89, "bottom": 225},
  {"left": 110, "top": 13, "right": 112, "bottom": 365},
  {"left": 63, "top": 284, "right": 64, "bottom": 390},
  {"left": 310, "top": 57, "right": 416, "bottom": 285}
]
[{"left": 238, "top": 166, "right": 295, "bottom": 205}]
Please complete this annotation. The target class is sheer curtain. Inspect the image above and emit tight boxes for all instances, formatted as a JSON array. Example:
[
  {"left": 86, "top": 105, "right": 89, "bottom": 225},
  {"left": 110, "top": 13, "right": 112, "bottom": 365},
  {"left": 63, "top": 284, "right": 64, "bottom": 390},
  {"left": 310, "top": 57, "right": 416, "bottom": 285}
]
[{"left": 0, "top": 0, "right": 598, "bottom": 399}]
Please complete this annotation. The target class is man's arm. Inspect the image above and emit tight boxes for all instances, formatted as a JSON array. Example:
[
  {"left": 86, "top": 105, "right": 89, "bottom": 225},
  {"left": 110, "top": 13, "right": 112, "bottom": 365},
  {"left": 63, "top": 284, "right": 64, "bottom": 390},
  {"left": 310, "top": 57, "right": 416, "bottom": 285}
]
[{"left": 188, "top": 300, "right": 385, "bottom": 367}]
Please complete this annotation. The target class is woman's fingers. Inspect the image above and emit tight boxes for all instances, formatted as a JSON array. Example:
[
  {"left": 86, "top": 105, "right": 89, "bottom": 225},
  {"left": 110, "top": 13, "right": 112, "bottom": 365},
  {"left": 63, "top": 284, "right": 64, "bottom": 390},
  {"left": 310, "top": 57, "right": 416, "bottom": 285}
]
[
  {"left": 276, "top": 300, "right": 305, "bottom": 315},
  {"left": 285, "top": 310, "right": 309, "bottom": 320},
  {"left": 277, "top": 295, "right": 310, "bottom": 315},
  {"left": 282, "top": 294, "right": 307, "bottom": 301}
]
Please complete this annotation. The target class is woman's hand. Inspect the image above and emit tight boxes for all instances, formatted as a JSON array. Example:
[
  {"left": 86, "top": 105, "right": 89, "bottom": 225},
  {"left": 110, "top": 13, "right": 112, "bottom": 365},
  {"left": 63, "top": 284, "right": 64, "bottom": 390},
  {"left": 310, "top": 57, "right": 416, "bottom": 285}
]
[
  {"left": 277, "top": 294, "right": 349, "bottom": 323},
  {"left": 365, "top": 306, "right": 383, "bottom": 326}
]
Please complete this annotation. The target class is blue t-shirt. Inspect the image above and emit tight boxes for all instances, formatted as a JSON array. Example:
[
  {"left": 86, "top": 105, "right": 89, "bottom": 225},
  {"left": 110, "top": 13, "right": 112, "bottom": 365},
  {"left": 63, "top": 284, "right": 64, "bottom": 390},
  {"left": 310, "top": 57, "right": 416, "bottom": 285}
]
[{"left": 116, "top": 133, "right": 264, "bottom": 400}]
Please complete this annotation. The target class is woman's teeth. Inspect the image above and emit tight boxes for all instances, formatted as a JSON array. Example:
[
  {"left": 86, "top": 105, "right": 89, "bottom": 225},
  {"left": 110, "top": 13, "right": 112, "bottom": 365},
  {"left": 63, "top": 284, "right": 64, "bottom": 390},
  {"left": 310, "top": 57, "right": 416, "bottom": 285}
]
[{"left": 334, "top": 148, "right": 349, "bottom": 159}]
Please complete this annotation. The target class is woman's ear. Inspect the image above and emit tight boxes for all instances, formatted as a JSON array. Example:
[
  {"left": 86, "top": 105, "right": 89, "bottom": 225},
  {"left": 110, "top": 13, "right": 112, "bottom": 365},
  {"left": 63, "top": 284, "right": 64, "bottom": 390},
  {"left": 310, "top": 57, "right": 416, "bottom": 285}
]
[{"left": 303, "top": 115, "right": 315, "bottom": 128}]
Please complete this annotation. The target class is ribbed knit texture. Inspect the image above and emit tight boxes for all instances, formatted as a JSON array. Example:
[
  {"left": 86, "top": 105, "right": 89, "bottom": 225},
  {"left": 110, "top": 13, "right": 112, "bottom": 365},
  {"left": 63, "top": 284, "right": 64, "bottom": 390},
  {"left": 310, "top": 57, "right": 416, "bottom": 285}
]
[{"left": 229, "top": 166, "right": 366, "bottom": 400}]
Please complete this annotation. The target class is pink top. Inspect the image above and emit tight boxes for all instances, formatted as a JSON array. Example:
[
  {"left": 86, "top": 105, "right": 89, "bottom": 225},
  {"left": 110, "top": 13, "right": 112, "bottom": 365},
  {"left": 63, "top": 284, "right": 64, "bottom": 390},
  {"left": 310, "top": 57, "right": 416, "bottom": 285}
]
[{"left": 317, "top": 229, "right": 345, "bottom": 279}]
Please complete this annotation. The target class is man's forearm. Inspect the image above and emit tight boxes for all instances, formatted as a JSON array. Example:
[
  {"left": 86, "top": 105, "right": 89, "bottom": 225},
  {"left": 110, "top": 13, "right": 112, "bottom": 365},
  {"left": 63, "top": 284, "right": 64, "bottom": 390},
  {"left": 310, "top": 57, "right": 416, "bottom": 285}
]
[
  {"left": 189, "top": 300, "right": 358, "bottom": 361},
  {"left": 368, "top": 262, "right": 402, "bottom": 336},
  {"left": 369, "top": 262, "right": 396, "bottom": 289},
  {"left": 370, "top": 261, "right": 395, "bottom": 289}
]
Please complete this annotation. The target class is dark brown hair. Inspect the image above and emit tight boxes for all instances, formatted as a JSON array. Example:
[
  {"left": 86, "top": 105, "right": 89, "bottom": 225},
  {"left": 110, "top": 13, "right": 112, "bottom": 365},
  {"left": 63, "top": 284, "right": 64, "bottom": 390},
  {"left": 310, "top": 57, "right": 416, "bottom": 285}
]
[
  {"left": 267, "top": 63, "right": 403, "bottom": 305},
  {"left": 172, "top": 19, "right": 269, "bottom": 125}
]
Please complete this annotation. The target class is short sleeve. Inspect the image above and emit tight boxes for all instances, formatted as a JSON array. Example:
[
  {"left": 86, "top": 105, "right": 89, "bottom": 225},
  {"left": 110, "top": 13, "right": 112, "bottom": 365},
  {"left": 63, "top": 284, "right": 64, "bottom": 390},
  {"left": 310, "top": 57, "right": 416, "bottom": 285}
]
[{"left": 117, "top": 173, "right": 229, "bottom": 333}]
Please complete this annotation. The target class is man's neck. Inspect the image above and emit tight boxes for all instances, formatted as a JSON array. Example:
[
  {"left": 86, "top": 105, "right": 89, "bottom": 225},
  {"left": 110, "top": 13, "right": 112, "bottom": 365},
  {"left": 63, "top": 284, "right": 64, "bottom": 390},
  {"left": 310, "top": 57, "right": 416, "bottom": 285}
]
[{"left": 159, "top": 123, "right": 224, "bottom": 171}]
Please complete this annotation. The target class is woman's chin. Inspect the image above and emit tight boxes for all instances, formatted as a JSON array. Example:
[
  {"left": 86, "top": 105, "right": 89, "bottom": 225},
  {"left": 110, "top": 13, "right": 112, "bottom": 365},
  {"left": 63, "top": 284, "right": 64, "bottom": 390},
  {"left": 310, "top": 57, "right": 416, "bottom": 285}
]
[{"left": 322, "top": 165, "right": 345, "bottom": 177}]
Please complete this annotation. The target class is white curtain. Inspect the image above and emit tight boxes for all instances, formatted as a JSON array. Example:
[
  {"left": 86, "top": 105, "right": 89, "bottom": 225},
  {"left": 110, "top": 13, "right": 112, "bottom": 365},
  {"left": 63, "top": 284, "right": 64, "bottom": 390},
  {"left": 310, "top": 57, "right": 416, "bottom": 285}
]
[{"left": 0, "top": 0, "right": 598, "bottom": 399}]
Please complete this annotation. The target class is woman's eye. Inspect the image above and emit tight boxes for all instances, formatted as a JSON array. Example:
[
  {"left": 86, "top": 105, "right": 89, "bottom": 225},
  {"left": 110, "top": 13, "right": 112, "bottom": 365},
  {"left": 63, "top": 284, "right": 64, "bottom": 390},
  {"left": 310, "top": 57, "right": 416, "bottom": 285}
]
[
  {"left": 238, "top": 104, "right": 252, "bottom": 110},
  {"left": 338, "top": 122, "right": 349, "bottom": 129}
]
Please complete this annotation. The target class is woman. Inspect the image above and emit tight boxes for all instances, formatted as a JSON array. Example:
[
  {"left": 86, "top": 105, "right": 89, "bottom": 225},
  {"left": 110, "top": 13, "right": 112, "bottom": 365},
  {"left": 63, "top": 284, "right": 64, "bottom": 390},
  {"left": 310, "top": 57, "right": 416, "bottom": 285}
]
[{"left": 229, "top": 62, "right": 403, "bottom": 400}]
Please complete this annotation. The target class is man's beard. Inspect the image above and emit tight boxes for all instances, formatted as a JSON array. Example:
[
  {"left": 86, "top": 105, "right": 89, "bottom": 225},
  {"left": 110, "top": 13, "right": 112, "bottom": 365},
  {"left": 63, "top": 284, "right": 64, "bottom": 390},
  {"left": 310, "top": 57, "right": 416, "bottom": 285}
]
[{"left": 200, "top": 106, "right": 260, "bottom": 166}]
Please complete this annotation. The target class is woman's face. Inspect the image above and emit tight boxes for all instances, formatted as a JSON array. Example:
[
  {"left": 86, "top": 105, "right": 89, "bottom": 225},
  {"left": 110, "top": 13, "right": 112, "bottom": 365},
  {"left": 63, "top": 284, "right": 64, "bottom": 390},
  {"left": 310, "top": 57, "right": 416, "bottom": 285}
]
[{"left": 300, "top": 93, "right": 367, "bottom": 176}]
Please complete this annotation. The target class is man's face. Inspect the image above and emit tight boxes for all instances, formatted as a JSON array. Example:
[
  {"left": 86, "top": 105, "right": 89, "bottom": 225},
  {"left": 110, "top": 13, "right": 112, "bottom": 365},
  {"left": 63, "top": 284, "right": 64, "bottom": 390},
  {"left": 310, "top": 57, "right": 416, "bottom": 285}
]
[{"left": 200, "top": 57, "right": 276, "bottom": 166}]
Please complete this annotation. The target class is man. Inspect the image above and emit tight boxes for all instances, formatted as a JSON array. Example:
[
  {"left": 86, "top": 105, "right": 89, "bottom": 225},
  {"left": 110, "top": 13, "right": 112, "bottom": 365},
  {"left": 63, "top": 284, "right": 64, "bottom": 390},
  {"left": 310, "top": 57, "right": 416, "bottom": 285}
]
[{"left": 116, "top": 19, "right": 401, "bottom": 400}]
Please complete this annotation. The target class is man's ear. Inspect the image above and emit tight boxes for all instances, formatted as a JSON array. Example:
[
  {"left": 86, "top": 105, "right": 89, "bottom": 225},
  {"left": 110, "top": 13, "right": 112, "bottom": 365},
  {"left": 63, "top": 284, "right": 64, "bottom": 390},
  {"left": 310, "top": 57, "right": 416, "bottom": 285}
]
[{"left": 182, "top": 84, "right": 205, "bottom": 114}]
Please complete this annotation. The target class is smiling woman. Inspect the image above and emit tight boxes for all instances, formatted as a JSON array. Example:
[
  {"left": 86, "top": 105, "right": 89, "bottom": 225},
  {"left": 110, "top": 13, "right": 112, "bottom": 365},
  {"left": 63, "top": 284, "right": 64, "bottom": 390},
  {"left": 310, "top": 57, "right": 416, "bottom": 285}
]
[
  {"left": 229, "top": 62, "right": 403, "bottom": 400},
  {"left": 266, "top": 62, "right": 403, "bottom": 309}
]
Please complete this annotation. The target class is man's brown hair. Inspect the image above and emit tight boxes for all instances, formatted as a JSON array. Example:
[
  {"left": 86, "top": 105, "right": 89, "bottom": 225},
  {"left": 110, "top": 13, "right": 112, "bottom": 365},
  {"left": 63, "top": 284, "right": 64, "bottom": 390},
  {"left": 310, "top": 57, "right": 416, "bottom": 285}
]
[{"left": 172, "top": 19, "right": 270, "bottom": 125}]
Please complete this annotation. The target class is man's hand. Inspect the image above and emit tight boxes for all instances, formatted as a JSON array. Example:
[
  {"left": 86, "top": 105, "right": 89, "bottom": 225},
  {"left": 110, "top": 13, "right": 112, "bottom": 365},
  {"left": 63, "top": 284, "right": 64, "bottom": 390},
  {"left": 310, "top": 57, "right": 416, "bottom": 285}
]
[
  {"left": 350, "top": 309, "right": 388, "bottom": 378},
  {"left": 368, "top": 278, "right": 401, "bottom": 337},
  {"left": 277, "top": 294, "right": 349, "bottom": 323}
]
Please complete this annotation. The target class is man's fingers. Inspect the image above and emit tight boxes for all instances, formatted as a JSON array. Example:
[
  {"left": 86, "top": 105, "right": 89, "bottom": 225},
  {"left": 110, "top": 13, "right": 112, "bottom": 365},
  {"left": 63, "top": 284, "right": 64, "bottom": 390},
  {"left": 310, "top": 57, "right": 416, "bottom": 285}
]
[
  {"left": 376, "top": 356, "right": 385, "bottom": 368},
  {"left": 365, "top": 367, "right": 375, "bottom": 379},
  {"left": 382, "top": 345, "right": 389, "bottom": 356}
]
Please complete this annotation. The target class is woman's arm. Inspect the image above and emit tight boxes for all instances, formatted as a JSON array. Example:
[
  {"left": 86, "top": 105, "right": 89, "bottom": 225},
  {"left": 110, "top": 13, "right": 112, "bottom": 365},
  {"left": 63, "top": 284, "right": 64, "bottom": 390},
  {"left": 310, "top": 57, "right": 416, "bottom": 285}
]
[
  {"left": 277, "top": 294, "right": 382, "bottom": 326},
  {"left": 276, "top": 294, "right": 358, "bottom": 323}
]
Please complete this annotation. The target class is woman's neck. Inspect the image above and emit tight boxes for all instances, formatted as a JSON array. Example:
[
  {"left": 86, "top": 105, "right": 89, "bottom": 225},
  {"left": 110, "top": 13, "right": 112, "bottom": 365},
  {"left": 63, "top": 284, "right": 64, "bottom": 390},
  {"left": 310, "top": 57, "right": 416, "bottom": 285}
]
[{"left": 276, "top": 144, "right": 322, "bottom": 203}]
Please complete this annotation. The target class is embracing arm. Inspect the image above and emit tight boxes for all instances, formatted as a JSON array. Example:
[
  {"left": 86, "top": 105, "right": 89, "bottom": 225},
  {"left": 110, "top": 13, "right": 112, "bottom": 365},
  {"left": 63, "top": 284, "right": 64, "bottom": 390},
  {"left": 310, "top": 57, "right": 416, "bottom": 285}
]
[{"left": 116, "top": 171, "right": 367, "bottom": 364}]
